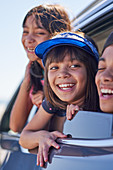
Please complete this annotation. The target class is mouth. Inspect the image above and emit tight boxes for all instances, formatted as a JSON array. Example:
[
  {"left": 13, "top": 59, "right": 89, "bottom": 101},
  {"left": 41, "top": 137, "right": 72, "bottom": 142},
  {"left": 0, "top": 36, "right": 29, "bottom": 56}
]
[
  {"left": 27, "top": 47, "right": 35, "bottom": 53},
  {"left": 101, "top": 88, "right": 113, "bottom": 97},
  {"left": 57, "top": 83, "right": 75, "bottom": 90}
]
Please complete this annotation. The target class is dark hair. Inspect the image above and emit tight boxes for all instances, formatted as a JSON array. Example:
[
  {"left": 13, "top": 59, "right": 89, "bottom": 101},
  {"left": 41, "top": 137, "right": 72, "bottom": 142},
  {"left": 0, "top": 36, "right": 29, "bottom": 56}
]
[
  {"left": 44, "top": 46, "right": 99, "bottom": 111},
  {"left": 22, "top": 4, "right": 71, "bottom": 94},
  {"left": 102, "top": 31, "right": 113, "bottom": 54},
  {"left": 85, "top": 34, "right": 98, "bottom": 53}
]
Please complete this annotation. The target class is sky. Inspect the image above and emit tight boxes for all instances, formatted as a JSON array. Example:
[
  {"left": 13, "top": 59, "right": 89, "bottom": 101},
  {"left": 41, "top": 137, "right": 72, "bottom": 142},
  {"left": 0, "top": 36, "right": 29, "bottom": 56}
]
[{"left": 0, "top": 0, "right": 95, "bottom": 103}]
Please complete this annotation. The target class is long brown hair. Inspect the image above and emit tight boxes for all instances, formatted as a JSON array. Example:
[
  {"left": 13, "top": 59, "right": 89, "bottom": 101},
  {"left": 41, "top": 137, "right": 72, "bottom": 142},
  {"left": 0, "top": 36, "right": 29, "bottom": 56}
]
[
  {"left": 23, "top": 4, "right": 71, "bottom": 34},
  {"left": 22, "top": 4, "right": 71, "bottom": 93},
  {"left": 44, "top": 46, "right": 99, "bottom": 111}
]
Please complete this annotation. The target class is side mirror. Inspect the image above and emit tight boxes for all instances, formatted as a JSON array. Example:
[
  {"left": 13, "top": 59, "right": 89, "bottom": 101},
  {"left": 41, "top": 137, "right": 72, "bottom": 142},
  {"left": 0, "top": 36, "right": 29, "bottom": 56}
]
[
  {"left": 1, "top": 132, "right": 20, "bottom": 152},
  {"left": 0, "top": 84, "right": 21, "bottom": 132}
]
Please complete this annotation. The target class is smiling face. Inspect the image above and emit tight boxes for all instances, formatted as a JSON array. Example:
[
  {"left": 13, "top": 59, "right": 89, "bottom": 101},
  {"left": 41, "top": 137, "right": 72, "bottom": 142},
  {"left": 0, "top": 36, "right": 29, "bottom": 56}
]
[
  {"left": 95, "top": 45, "right": 113, "bottom": 113},
  {"left": 21, "top": 15, "right": 50, "bottom": 64},
  {"left": 48, "top": 54, "right": 87, "bottom": 106}
]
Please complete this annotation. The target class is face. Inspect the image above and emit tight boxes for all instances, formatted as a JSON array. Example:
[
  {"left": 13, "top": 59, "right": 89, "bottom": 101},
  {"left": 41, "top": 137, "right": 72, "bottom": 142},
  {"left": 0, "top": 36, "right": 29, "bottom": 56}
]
[
  {"left": 22, "top": 15, "right": 50, "bottom": 65},
  {"left": 48, "top": 54, "right": 87, "bottom": 106},
  {"left": 95, "top": 45, "right": 113, "bottom": 113}
]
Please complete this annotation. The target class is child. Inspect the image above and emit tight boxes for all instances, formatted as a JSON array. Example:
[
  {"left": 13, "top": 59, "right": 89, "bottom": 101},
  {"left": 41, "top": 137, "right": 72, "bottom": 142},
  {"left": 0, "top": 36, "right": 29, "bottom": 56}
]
[
  {"left": 95, "top": 31, "right": 113, "bottom": 114},
  {"left": 19, "top": 31, "right": 99, "bottom": 167},
  {"left": 9, "top": 4, "right": 71, "bottom": 132}
]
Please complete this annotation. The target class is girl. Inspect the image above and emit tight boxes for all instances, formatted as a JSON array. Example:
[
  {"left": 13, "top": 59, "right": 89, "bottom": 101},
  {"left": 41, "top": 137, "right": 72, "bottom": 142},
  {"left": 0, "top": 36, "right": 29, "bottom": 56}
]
[
  {"left": 9, "top": 4, "right": 71, "bottom": 132},
  {"left": 95, "top": 31, "right": 113, "bottom": 114},
  {"left": 19, "top": 31, "right": 99, "bottom": 167}
]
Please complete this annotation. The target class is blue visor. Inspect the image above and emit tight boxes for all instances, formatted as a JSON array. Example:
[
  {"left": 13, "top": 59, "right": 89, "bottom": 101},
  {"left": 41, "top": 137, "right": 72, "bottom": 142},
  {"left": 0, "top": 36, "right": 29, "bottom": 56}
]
[{"left": 35, "top": 32, "right": 99, "bottom": 66}]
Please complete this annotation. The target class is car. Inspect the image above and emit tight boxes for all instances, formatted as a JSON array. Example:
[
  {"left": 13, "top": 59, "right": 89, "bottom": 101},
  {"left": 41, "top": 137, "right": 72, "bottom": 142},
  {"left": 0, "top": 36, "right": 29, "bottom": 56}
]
[
  {"left": 0, "top": 0, "right": 113, "bottom": 169},
  {"left": 73, "top": 0, "right": 113, "bottom": 54},
  {"left": 28, "top": 110, "right": 113, "bottom": 170}
]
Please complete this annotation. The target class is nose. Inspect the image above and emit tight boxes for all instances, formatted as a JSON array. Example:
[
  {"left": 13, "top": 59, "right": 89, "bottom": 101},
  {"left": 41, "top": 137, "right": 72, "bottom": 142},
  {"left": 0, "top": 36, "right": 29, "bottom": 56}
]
[
  {"left": 25, "top": 34, "right": 35, "bottom": 44},
  {"left": 58, "top": 68, "right": 70, "bottom": 78},
  {"left": 100, "top": 69, "right": 113, "bottom": 83}
]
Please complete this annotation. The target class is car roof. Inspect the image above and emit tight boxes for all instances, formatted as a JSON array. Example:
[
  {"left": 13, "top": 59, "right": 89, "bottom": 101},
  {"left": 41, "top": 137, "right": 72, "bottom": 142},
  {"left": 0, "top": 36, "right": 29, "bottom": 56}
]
[{"left": 73, "top": 0, "right": 113, "bottom": 54}]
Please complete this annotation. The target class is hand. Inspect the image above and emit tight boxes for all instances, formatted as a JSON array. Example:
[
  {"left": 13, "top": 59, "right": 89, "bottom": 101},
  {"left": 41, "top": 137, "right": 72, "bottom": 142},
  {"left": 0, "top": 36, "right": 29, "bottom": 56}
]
[
  {"left": 37, "top": 130, "right": 67, "bottom": 167},
  {"left": 31, "top": 90, "right": 44, "bottom": 107},
  {"left": 66, "top": 104, "right": 79, "bottom": 120}
]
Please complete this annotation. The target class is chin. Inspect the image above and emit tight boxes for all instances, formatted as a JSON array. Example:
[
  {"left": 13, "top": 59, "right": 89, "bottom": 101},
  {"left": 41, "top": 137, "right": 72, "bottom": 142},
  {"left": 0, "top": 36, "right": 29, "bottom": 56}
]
[
  {"left": 100, "top": 105, "right": 113, "bottom": 114},
  {"left": 59, "top": 97, "right": 71, "bottom": 102},
  {"left": 27, "top": 55, "right": 37, "bottom": 61}
]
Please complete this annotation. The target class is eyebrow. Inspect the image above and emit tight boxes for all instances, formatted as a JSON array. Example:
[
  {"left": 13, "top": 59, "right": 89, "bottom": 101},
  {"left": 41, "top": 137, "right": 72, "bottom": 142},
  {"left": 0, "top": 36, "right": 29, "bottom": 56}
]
[
  {"left": 99, "top": 57, "right": 105, "bottom": 62},
  {"left": 23, "top": 25, "right": 44, "bottom": 29}
]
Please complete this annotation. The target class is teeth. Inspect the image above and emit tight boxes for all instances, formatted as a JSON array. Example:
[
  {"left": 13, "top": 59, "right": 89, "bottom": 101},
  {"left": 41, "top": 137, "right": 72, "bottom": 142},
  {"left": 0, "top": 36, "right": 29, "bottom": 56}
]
[
  {"left": 28, "top": 48, "right": 35, "bottom": 52},
  {"left": 59, "top": 84, "right": 74, "bottom": 88},
  {"left": 61, "top": 88, "right": 70, "bottom": 90},
  {"left": 101, "top": 89, "right": 113, "bottom": 94}
]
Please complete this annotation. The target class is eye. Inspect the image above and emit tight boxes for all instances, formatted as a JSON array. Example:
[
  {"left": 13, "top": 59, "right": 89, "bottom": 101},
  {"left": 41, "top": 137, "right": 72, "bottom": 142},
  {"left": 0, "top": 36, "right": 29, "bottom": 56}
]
[
  {"left": 97, "top": 62, "right": 106, "bottom": 72},
  {"left": 70, "top": 64, "right": 81, "bottom": 68},
  {"left": 50, "top": 66, "right": 59, "bottom": 70},
  {"left": 36, "top": 32, "right": 45, "bottom": 35},
  {"left": 23, "top": 30, "right": 29, "bottom": 34}
]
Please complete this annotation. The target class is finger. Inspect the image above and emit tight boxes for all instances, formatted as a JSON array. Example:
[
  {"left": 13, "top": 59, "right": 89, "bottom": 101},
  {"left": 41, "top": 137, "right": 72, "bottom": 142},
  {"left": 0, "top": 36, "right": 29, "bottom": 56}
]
[
  {"left": 35, "top": 99, "right": 43, "bottom": 105},
  {"left": 52, "top": 131, "right": 67, "bottom": 138},
  {"left": 72, "top": 105, "right": 79, "bottom": 115},
  {"left": 37, "top": 153, "right": 40, "bottom": 166},
  {"left": 43, "top": 145, "right": 49, "bottom": 162},
  {"left": 37, "top": 146, "right": 45, "bottom": 167},
  {"left": 66, "top": 105, "right": 72, "bottom": 120},
  {"left": 37, "top": 103, "right": 42, "bottom": 108},
  {"left": 49, "top": 139, "right": 60, "bottom": 149},
  {"left": 32, "top": 97, "right": 42, "bottom": 106},
  {"left": 32, "top": 96, "right": 43, "bottom": 105},
  {"left": 39, "top": 150, "right": 44, "bottom": 167}
]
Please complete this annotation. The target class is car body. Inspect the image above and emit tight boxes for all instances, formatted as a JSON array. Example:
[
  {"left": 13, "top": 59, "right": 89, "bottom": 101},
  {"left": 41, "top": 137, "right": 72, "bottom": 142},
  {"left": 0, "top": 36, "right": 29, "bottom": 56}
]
[{"left": 0, "top": 0, "right": 113, "bottom": 169}]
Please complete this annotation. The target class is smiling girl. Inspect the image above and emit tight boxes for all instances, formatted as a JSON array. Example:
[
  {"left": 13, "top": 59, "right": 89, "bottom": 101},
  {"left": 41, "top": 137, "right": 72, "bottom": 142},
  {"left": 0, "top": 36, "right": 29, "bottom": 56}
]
[
  {"left": 95, "top": 31, "right": 113, "bottom": 114},
  {"left": 9, "top": 5, "right": 71, "bottom": 132},
  {"left": 19, "top": 31, "right": 99, "bottom": 167}
]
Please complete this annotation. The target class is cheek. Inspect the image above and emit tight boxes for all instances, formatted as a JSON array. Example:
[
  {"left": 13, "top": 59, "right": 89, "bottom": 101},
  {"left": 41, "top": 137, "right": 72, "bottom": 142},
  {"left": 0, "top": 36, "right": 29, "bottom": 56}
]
[
  {"left": 38, "top": 35, "right": 50, "bottom": 43},
  {"left": 21, "top": 36, "right": 25, "bottom": 47},
  {"left": 48, "top": 72, "right": 56, "bottom": 92},
  {"left": 76, "top": 72, "right": 87, "bottom": 94},
  {"left": 41, "top": 38, "right": 48, "bottom": 43},
  {"left": 81, "top": 71, "right": 87, "bottom": 91},
  {"left": 95, "top": 73, "right": 100, "bottom": 90},
  {"left": 48, "top": 73, "right": 53, "bottom": 86},
  {"left": 79, "top": 70, "right": 87, "bottom": 85}
]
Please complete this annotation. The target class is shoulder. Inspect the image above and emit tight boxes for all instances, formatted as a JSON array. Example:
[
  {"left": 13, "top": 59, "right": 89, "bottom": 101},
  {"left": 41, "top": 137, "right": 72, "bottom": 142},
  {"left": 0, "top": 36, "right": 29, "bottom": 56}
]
[{"left": 42, "top": 98, "right": 66, "bottom": 117}]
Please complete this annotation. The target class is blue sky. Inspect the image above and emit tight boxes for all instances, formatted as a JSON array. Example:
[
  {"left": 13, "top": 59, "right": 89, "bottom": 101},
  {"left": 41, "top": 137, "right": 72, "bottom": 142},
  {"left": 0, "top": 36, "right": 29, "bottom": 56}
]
[{"left": 0, "top": 0, "right": 94, "bottom": 102}]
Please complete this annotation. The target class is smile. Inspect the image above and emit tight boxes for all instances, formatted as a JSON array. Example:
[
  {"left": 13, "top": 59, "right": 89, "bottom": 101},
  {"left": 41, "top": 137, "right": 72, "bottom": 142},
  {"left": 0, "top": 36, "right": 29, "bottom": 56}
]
[
  {"left": 101, "top": 88, "right": 113, "bottom": 97},
  {"left": 27, "top": 48, "right": 35, "bottom": 52},
  {"left": 58, "top": 83, "right": 75, "bottom": 90}
]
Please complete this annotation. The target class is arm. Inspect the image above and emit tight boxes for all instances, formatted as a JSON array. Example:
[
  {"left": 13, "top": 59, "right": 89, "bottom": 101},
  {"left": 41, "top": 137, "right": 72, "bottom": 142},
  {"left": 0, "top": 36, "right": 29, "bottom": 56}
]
[
  {"left": 19, "top": 105, "right": 67, "bottom": 167},
  {"left": 9, "top": 62, "right": 33, "bottom": 132},
  {"left": 19, "top": 105, "right": 53, "bottom": 149}
]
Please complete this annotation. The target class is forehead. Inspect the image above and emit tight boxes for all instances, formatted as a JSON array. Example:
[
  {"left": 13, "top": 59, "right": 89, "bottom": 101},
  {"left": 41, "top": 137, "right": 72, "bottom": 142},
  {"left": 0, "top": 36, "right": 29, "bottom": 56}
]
[
  {"left": 101, "top": 45, "right": 113, "bottom": 60},
  {"left": 99, "top": 45, "right": 113, "bottom": 65},
  {"left": 24, "top": 15, "right": 43, "bottom": 29},
  {"left": 46, "top": 46, "right": 88, "bottom": 67}
]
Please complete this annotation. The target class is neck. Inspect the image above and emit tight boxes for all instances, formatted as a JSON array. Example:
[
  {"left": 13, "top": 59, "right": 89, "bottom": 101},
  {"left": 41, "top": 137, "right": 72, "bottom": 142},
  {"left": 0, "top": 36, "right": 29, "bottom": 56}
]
[{"left": 70, "top": 96, "right": 85, "bottom": 109}]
